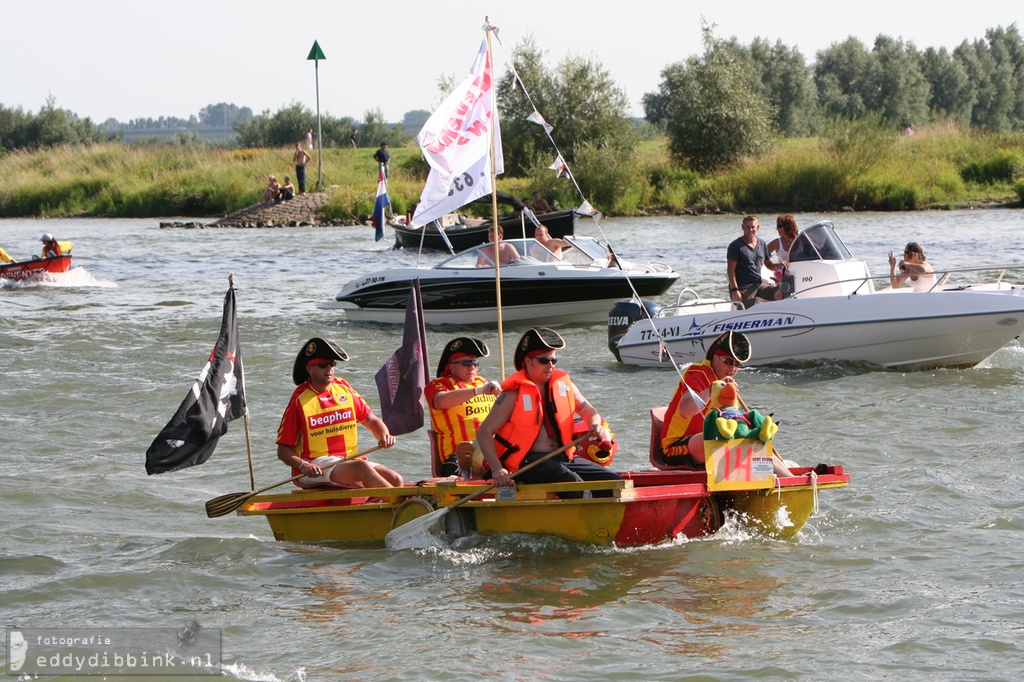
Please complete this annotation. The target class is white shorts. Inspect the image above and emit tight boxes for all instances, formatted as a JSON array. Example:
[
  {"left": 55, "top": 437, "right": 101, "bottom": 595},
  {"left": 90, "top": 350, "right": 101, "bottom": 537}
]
[{"left": 296, "top": 455, "right": 379, "bottom": 487}]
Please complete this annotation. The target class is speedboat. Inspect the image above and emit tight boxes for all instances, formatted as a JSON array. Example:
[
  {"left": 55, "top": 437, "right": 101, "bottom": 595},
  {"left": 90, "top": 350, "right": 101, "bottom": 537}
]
[
  {"left": 0, "top": 255, "right": 72, "bottom": 282},
  {"left": 392, "top": 208, "right": 578, "bottom": 253},
  {"left": 321, "top": 235, "right": 679, "bottom": 325},
  {"left": 609, "top": 220, "right": 1024, "bottom": 369}
]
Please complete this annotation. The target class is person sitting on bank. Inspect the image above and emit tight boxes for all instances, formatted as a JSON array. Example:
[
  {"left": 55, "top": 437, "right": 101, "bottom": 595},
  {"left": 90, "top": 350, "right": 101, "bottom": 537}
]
[
  {"left": 660, "top": 330, "right": 795, "bottom": 478},
  {"left": 276, "top": 337, "right": 401, "bottom": 490},
  {"left": 261, "top": 176, "right": 281, "bottom": 204},
  {"left": 889, "top": 242, "right": 935, "bottom": 291},
  {"left": 425, "top": 337, "right": 501, "bottom": 477},
  {"left": 476, "top": 327, "right": 622, "bottom": 498},
  {"left": 476, "top": 225, "right": 521, "bottom": 267},
  {"left": 279, "top": 177, "right": 296, "bottom": 201}
]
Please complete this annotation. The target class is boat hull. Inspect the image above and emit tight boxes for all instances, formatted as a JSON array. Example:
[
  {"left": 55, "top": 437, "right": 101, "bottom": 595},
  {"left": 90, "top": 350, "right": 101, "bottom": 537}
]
[
  {"left": 614, "top": 288, "right": 1024, "bottom": 369},
  {"left": 237, "top": 467, "right": 849, "bottom": 547},
  {"left": 0, "top": 256, "right": 72, "bottom": 281},
  {"left": 324, "top": 268, "right": 679, "bottom": 325},
  {"left": 393, "top": 209, "right": 577, "bottom": 252}
]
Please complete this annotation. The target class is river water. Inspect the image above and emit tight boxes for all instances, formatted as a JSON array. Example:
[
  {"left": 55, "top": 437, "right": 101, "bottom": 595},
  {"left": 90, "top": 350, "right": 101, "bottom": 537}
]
[{"left": 2, "top": 210, "right": 1023, "bottom": 681}]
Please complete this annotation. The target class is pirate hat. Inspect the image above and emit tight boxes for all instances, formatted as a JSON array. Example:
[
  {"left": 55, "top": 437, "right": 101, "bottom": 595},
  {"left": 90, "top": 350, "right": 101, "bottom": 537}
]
[
  {"left": 436, "top": 337, "right": 489, "bottom": 377},
  {"left": 705, "top": 330, "right": 752, "bottom": 363},
  {"left": 514, "top": 327, "right": 565, "bottom": 371},
  {"left": 292, "top": 337, "right": 348, "bottom": 385}
]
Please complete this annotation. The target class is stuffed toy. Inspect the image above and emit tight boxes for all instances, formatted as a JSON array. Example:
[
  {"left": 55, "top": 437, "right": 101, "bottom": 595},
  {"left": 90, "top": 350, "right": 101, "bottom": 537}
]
[
  {"left": 702, "top": 380, "right": 778, "bottom": 444},
  {"left": 572, "top": 416, "right": 617, "bottom": 466}
]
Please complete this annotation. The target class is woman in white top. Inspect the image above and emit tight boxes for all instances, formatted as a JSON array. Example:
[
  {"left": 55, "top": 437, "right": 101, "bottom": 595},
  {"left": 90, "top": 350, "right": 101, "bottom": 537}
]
[
  {"left": 888, "top": 241, "right": 935, "bottom": 291},
  {"left": 767, "top": 215, "right": 799, "bottom": 282}
]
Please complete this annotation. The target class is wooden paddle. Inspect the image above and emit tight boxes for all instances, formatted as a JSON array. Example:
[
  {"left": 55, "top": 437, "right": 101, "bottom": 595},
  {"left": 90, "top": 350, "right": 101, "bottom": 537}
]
[
  {"left": 204, "top": 445, "right": 384, "bottom": 518},
  {"left": 385, "top": 434, "right": 589, "bottom": 550}
]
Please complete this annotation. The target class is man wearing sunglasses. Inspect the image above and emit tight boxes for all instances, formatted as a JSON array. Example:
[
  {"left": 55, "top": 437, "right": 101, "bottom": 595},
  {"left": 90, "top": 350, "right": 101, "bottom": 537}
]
[
  {"left": 477, "top": 327, "right": 622, "bottom": 498},
  {"left": 276, "top": 337, "right": 401, "bottom": 490},
  {"left": 425, "top": 337, "right": 502, "bottom": 477},
  {"left": 660, "top": 330, "right": 751, "bottom": 470}
]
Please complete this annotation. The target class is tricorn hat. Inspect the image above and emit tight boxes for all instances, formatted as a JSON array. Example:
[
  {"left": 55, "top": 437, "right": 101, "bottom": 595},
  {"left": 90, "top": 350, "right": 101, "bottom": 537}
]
[
  {"left": 514, "top": 327, "right": 565, "bottom": 371},
  {"left": 705, "top": 330, "right": 751, "bottom": 363},
  {"left": 292, "top": 337, "right": 348, "bottom": 385},
  {"left": 436, "top": 337, "right": 489, "bottom": 378}
]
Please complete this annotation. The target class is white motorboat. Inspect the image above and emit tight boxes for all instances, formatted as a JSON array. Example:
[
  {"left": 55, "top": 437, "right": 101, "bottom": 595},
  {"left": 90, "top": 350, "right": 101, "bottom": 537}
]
[
  {"left": 609, "top": 221, "right": 1024, "bottom": 369},
  {"left": 321, "top": 236, "right": 679, "bottom": 325}
]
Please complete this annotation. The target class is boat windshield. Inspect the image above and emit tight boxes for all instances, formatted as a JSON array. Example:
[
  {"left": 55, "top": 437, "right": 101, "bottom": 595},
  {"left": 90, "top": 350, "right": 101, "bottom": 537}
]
[
  {"left": 788, "top": 221, "right": 854, "bottom": 262},
  {"left": 439, "top": 237, "right": 602, "bottom": 269}
]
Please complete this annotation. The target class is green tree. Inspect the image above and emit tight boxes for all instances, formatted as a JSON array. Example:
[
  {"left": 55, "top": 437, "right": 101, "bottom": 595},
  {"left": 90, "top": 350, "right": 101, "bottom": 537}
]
[
  {"left": 920, "top": 47, "right": 975, "bottom": 125},
  {"left": 198, "top": 102, "right": 253, "bottom": 128},
  {"left": 645, "top": 23, "right": 776, "bottom": 172},
  {"left": 814, "top": 37, "right": 872, "bottom": 121},
  {"left": 748, "top": 38, "right": 821, "bottom": 137},
  {"left": 866, "top": 36, "right": 931, "bottom": 128},
  {"left": 496, "top": 38, "right": 636, "bottom": 182}
]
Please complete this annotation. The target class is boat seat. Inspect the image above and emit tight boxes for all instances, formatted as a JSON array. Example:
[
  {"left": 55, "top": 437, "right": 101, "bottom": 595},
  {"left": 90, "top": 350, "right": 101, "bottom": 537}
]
[{"left": 649, "top": 406, "right": 700, "bottom": 471}]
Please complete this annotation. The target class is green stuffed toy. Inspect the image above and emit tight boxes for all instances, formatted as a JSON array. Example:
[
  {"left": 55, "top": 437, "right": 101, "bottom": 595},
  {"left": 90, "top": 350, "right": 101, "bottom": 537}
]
[{"left": 702, "top": 380, "right": 778, "bottom": 443}]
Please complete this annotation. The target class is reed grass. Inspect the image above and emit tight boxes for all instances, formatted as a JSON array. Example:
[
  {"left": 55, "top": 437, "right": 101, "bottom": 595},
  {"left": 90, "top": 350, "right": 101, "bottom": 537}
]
[{"left": 1, "top": 124, "right": 1020, "bottom": 219}]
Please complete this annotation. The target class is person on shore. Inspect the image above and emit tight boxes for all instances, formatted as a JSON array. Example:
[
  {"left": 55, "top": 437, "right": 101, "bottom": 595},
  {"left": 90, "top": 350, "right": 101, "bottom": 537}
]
[
  {"left": 727, "top": 215, "right": 783, "bottom": 307},
  {"left": 306, "top": 127, "right": 313, "bottom": 150},
  {"left": 279, "top": 177, "right": 296, "bottom": 201},
  {"left": 0, "top": 246, "right": 16, "bottom": 263},
  {"left": 889, "top": 242, "right": 935, "bottom": 291},
  {"left": 476, "top": 225, "right": 521, "bottom": 267},
  {"left": 276, "top": 337, "right": 401, "bottom": 490},
  {"left": 476, "top": 328, "right": 622, "bottom": 498},
  {"left": 373, "top": 142, "right": 390, "bottom": 178},
  {"left": 425, "top": 337, "right": 501, "bottom": 477},
  {"left": 349, "top": 129, "right": 358, "bottom": 148},
  {"left": 261, "top": 176, "right": 281, "bottom": 204},
  {"left": 293, "top": 143, "right": 312, "bottom": 194},
  {"left": 660, "top": 330, "right": 794, "bottom": 477}
]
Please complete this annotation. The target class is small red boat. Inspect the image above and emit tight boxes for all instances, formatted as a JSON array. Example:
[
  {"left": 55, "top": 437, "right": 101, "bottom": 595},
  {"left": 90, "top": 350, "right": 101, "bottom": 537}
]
[{"left": 0, "top": 255, "right": 72, "bottom": 282}]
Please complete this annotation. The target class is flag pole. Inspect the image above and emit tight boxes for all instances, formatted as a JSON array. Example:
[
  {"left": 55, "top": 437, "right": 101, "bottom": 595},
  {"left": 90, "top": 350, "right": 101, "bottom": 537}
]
[
  {"left": 485, "top": 17, "right": 505, "bottom": 377},
  {"left": 229, "top": 273, "right": 256, "bottom": 491}
]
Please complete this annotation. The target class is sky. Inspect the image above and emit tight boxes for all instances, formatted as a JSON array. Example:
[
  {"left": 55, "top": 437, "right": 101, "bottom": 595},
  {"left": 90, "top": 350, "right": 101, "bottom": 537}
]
[{"left": 2, "top": 0, "right": 1021, "bottom": 125}]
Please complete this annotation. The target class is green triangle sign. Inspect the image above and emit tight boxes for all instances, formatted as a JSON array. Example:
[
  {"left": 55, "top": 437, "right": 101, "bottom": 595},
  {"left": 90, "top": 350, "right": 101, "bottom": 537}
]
[{"left": 307, "top": 40, "right": 326, "bottom": 61}]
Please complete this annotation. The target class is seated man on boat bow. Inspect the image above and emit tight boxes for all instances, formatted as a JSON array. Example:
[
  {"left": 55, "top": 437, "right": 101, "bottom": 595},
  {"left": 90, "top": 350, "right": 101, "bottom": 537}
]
[
  {"left": 476, "top": 328, "right": 622, "bottom": 498},
  {"left": 276, "top": 337, "right": 401, "bottom": 490}
]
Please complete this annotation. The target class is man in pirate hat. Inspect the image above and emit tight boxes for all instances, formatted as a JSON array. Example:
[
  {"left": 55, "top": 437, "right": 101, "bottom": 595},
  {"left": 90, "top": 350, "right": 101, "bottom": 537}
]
[
  {"left": 660, "top": 330, "right": 752, "bottom": 469},
  {"left": 276, "top": 337, "right": 401, "bottom": 489},
  {"left": 425, "top": 337, "right": 502, "bottom": 477},
  {"left": 476, "top": 328, "right": 622, "bottom": 498}
]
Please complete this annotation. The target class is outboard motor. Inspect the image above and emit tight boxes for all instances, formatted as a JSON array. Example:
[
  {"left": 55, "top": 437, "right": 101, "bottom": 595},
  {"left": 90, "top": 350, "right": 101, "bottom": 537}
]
[{"left": 607, "top": 299, "right": 661, "bottom": 362}]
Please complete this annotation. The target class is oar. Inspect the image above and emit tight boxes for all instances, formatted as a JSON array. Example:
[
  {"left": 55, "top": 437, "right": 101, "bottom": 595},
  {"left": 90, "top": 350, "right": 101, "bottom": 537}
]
[
  {"left": 385, "top": 434, "right": 589, "bottom": 550},
  {"left": 204, "top": 445, "right": 384, "bottom": 518}
]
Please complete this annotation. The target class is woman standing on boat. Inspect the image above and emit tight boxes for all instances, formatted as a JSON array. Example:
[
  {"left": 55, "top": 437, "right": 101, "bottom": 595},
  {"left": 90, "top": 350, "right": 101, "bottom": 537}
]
[
  {"left": 889, "top": 242, "right": 935, "bottom": 291},
  {"left": 767, "top": 215, "right": 799, "bottom": 280}
]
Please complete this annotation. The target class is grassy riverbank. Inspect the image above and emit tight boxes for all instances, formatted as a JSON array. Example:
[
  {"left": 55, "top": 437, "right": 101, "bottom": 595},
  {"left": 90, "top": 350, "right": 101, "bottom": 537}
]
[{"left": 1, "top": 124, "right": 1021, "bottom": 220}]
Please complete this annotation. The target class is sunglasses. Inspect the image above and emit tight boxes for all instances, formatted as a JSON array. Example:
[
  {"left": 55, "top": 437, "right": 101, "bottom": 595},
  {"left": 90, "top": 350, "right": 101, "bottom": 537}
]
[
  {"left": 311, "top": 360, "right": 336, "bottom": 369},
  {"left": 720, "top": 357, "right": 743, "bottom": 368},
  {"left": 450, "top": 359, "right": 480, "bottom": 367},
  {"left": 531, "top": 356, "right": 558, "bottom": 365}
]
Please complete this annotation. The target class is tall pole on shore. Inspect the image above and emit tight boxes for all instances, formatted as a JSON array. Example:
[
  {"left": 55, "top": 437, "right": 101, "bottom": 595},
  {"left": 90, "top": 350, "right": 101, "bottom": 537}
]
[{"left": 307, "top": 40, "right": 326, "bottom": 191}]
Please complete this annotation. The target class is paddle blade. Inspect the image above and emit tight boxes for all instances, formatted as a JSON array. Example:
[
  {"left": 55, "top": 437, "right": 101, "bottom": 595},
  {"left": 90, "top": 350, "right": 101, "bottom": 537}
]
[
  {"left": 384, "top": 508, "right": 449, "bottom": 550},
  {"left": 204, "top": 491, "right": 253, "bottom": 518}
]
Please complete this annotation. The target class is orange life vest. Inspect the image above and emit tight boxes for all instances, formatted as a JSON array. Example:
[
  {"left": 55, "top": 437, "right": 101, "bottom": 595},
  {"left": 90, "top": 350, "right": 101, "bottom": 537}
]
[
  {"left": 490, "top": 369, "right": 576, "bottom": 472},
  {"left": 660, "top": 360, "right": 717, "bottom": 452}
]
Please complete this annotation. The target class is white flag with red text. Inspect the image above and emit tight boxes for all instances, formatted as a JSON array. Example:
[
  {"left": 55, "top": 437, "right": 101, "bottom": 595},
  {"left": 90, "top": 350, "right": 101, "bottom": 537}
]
[{"left": 412, "top": 39, "right": 503, "bottom": 228}]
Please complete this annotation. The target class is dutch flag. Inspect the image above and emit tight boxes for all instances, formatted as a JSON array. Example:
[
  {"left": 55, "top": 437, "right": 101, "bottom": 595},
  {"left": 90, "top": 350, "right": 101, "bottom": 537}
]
[{"left": 372, "top": 166, "right": 390, "bottom": 242}]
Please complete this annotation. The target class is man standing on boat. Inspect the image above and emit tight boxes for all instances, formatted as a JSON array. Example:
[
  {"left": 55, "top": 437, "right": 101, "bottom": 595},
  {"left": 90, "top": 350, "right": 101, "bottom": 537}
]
[
  {"left": 276, "top": 337, "right": 401, "bottom": 490},
  {"left": 476, "top": 328, "right": 621, "bottom": 498},
  {"left": 426, "top": 337, "right": 501, "bottom": 477},
  {"left": 727, "top": 215, "right": 782, "bottom": 307}
]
